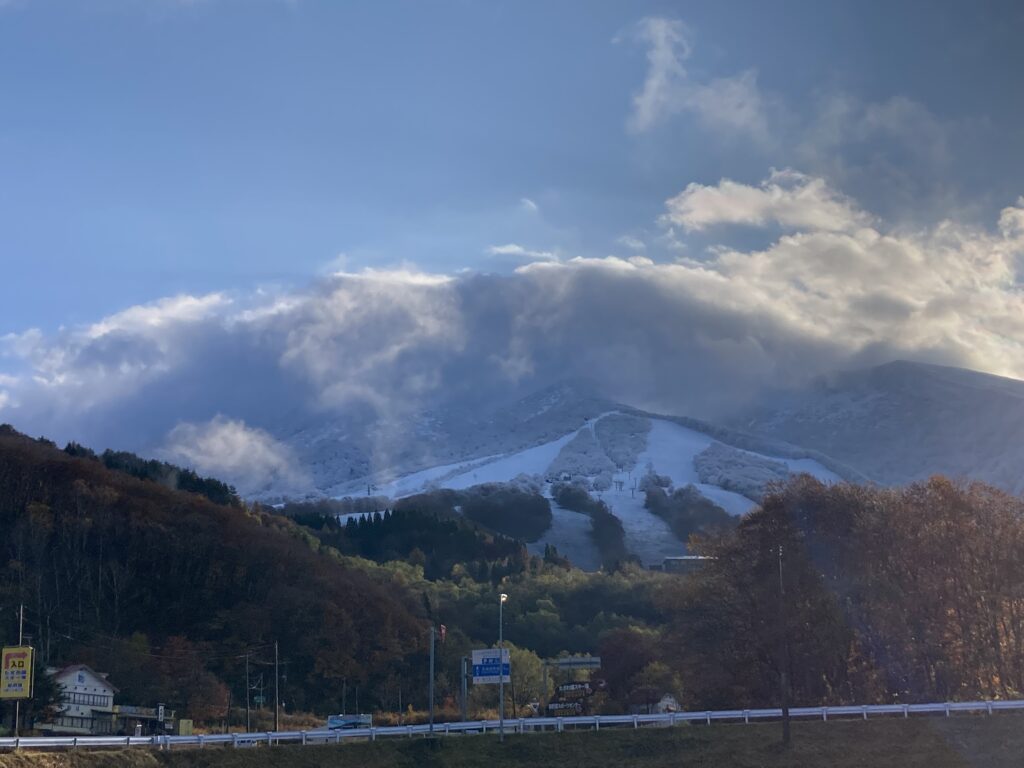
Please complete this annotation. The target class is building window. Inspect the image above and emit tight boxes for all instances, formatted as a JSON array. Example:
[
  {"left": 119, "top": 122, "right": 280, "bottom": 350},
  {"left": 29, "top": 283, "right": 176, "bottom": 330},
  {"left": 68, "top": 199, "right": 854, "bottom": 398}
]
[{"left": 67, "top": 692, "right": 111, "bottom": 707}]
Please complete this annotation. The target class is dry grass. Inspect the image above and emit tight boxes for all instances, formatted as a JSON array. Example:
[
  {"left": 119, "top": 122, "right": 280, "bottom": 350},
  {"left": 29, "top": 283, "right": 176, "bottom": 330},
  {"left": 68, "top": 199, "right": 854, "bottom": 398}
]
[{"left": 2, "top": 715, "right": 1022, "bottom": 768}]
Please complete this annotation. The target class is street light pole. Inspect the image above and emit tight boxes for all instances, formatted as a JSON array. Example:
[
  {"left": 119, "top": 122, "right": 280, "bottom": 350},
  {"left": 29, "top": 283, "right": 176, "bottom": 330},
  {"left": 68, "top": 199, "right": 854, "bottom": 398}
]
[
  {"left": 460, "top": 656, "right": 468, "bottom": 722},
  {"left": 499, "top": 593, "right": 508, "bottom": 742},
  {"left": 778, "top": 545, "right": 791, "bottom": 747},
  {"left": 428, "top": 624, "right": 436, "bottom": 733},
  {"left": 274, "top": 641, "right": 280, "bottom": 732},
  {"left": 245, "top": 653, "right": 251, "bottom": 732}
]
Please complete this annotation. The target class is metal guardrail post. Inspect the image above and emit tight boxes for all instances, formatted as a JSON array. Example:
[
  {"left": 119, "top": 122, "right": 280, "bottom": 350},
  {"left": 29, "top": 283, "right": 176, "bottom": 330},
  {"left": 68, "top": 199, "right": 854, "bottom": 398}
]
[{"left": 7, "top": 698, "right": 1024, "bottom": 752}]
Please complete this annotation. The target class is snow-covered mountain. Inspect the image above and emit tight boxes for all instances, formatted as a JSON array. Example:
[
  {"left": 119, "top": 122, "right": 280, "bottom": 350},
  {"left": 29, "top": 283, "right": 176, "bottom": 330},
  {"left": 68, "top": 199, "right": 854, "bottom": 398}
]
[
  {"left": 368, "top": 411, "right": 841, "bottom": 569},
  {"left": 279, "top": 381, "right": 622, "bottom": 496},
  {"left": 278, "top": 383, "right": 847, "bottom": 568},
  {"left": 264, "top": 360, "right": 1024, "bottom": 569},
  {"left": 735, "top": 360, "right": 1024, "bottom": 494}
]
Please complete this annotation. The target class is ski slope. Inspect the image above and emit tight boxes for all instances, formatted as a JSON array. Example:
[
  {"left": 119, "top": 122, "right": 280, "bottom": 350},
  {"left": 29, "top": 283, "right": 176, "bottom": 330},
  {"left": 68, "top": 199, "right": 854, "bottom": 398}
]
[{"left": 340, "top": 413, "right": 840, "bottom": 569}]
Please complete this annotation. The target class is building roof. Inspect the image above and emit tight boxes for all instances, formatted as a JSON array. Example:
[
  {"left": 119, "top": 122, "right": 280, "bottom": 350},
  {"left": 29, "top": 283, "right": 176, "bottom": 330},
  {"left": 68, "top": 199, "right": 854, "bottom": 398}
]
[{"left": 51, "top": 664, "right": 120, "bottom": 693}]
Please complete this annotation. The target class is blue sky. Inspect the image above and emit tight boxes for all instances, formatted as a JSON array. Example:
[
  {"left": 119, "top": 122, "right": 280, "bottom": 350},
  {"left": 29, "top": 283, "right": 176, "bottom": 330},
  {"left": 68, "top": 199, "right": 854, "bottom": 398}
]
[
  {"left": 2, "top": 0, "right": 1023, "bottom": 332},
  {"left": 2, "top": 0, "right": 1024, "bottom": 476}
]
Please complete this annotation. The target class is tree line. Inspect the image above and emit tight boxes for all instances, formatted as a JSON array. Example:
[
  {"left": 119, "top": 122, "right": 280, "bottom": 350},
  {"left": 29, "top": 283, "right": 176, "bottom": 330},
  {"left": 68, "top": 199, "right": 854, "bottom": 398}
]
[{"left": 655, "top": 475, "right": 1024, "bottom": 708}]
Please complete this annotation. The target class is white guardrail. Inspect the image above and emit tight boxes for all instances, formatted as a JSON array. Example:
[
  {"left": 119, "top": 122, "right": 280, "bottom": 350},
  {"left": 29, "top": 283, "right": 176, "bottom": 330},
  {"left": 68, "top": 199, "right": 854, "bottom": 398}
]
[{"left": 2, "top": 699, "right": 1023, "bottom": 751}]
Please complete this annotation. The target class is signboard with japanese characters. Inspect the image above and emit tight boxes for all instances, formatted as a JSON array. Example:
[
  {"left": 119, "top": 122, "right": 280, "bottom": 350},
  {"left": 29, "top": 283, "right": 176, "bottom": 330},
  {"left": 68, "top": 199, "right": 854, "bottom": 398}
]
[
  {"left": 471, "top": 648, "right": 511, "bottom": 684},
  {"left": 0, "top": 646, "right": 33, "bottom": 700}
]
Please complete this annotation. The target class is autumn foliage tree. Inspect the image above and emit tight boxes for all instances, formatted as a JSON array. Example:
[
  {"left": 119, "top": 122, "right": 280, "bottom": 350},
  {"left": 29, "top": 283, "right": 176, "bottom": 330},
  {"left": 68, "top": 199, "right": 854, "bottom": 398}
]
[{"left": 663, "top": 474, "right": 1024, "bottom": 708}]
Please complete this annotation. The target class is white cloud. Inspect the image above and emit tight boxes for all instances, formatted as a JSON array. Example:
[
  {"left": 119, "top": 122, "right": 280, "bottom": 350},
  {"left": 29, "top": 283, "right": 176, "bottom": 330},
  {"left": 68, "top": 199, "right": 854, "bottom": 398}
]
[
  {"left": 617, "top": 235, "right": 647, "bottom": 251},
  {"left": 162, "top": 416, "right": 309, "bottom": 498},
  {"left": 0, "top": 293, "right": 231, "bottom": 414},
  {"left": 0, "top": 375, "right": 13, "bottom": 411},
  {"left": 624, "top": 17, "right": 769, "bottom": 141},
  {"left": 802, "top": 94, "right": 951, "bottom": 171},
  {"left": 84, "top": 293, "right": 230, "bottom": 340},
  {"left": 620, "top": 17, "right": 965, "bottom": 224},
  {"left": 626, "top": 17, "right": 691, "bottom": 133},
  {"left": 328, "top": 266, "right": 453, "bottom": 286},
  {"left": 685, "top": 70, "right": 769, "bottom": 140},
  {"left": 486, "top": 243, "right": 558, "bottom": 262},
  {"left": 520, "top": 197, "right": 539, "bottom": 213},
  {"left": 3, "top": 180, "right": 1024, "bottom": 494},
  {"left": 663, "top": 169, "right": 871, "bottom": 233}
]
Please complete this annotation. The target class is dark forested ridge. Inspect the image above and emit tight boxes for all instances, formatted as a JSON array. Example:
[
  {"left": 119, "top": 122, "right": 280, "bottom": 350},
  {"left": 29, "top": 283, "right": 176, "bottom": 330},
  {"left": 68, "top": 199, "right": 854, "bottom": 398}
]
[
  {"left": 287, "top": 506, "right": 532, "bottom": 583},
  {"left": 63, "top": 439, "right": 240, "bottom": 506},
  {"left": 0, "top": 426, "right": 425, "bottom": 718}
]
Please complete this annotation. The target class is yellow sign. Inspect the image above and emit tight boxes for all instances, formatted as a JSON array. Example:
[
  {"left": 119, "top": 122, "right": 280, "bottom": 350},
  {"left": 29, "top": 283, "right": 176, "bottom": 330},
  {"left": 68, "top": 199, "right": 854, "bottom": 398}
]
[{"left": 1, "top": 646, "right": 34, "bottom": 700}]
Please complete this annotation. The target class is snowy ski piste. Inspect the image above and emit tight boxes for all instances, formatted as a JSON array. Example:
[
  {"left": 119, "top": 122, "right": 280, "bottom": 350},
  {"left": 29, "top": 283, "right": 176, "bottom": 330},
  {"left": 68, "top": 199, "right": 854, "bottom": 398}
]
[{"left": 335, "top": 412, "right": 839, "bottom": 569}]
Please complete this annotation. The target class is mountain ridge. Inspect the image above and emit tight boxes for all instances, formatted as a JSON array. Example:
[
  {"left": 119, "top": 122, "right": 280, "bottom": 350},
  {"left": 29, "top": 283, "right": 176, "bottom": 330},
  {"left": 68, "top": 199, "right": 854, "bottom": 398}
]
[{"left": 737, "top": 359, "right": 1024, "bottom": 493}]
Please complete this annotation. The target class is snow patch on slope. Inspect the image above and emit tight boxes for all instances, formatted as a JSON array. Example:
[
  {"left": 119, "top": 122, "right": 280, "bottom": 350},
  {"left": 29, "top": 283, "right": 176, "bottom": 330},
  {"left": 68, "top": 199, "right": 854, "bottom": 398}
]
[{"left": 335, "top": 412, "right": 841, "bottom": 569}]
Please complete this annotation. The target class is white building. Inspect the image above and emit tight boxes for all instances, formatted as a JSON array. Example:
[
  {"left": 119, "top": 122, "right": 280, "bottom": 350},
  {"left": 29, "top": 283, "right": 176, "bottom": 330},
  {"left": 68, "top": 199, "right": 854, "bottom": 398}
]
[
  {"left": 40, "top": 664, "right": 118, "bottom": 735},
  {"left": 656, "top": 693, "right": 681, "bottom": 713}
]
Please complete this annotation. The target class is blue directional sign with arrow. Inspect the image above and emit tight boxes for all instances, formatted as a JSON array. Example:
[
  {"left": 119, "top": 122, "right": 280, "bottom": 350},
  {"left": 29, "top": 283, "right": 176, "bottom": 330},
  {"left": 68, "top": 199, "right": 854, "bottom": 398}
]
[{"left": 471, "top": 648, "right": 510, "bottom": 684}]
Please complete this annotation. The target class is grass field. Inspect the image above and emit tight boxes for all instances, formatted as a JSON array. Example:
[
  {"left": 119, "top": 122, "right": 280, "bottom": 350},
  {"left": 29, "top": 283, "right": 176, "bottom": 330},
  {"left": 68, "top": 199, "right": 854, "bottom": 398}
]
[{"left": 2, "top": 715, "right": 1021, "bottom": 768}]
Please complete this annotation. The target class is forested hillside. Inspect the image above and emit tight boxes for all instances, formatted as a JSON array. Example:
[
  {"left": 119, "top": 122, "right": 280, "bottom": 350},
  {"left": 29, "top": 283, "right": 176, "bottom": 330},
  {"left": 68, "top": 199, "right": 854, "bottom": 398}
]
[
  {"left": 4, "top": 422, "right": 1024, "bottom": 730},
  {"left": 665, "top": 475, "right": 1024, "bottom": 707},
  {"left": 0, "top": 426, "right": 669, "bottom": 725},
  {"left": 0, "top": 426, "right": 425, "bottom": 718}
]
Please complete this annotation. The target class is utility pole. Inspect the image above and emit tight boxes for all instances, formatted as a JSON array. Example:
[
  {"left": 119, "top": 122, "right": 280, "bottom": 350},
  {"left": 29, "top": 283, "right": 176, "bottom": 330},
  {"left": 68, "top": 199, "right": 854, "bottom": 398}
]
[
  {"left": 14, "top": 604, "right": 23, "bottom": 737},
  {"left": 224, "top": 688, "right": 231, "bottom": 734},
  {"left": 274, "top": 641, "right": 280, "bottom": 732},
  {"left": 778, "top": 545, "right": 791, "bottom": 747},
  {"left": 541, "top": 662, "right": 548, "bottom": 713},
  {"left": 428, "top": 624, "right": 436, "bottom": 733},
  {"left": 499, "top": 593, "right": 507, "bottom": 743},
  {"left": 460, "top": 656, "right": 468, "bottom": 722},
  {"left": 245, "top": 654, "right": 251, "bottom": 732}
]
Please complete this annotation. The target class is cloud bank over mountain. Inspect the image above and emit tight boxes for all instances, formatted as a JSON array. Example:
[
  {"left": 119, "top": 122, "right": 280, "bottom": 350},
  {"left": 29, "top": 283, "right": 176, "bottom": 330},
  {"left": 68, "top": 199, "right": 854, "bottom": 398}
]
[{"left": 2, "top": 173, "right": 1023, "bottom": 487}]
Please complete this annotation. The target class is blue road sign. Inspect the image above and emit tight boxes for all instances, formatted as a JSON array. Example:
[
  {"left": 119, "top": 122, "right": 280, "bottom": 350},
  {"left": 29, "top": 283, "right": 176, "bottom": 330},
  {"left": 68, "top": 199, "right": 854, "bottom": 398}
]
[{"left": 471, "top": 648, "right": 511, "bottom": 684}]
